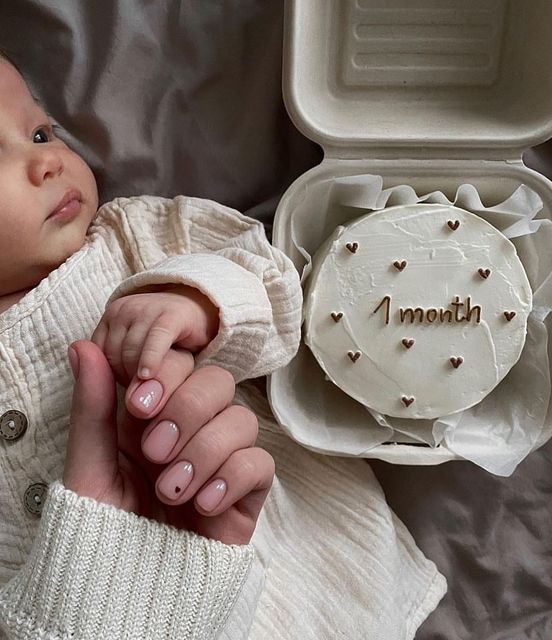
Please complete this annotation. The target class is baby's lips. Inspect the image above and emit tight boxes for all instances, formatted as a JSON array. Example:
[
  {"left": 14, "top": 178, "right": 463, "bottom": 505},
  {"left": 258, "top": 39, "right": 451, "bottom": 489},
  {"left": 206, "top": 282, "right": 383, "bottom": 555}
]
[{"left": 47, "top": 188, "right": 83, "bottom": 220}]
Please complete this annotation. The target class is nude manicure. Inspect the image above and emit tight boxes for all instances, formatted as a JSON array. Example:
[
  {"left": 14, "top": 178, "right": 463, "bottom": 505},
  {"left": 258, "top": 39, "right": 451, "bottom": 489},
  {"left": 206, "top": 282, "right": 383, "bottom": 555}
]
[
  {"left": 197, "top": 479, "right": 227, "bottom": 512},
  {"left": 142, "top": 420, "right": 179, "bottom": 461},
  {"left": 158, "top": 461, "right": 193, "bottom": 500},
  {"left": 131, "top": 379, "right": 163, "bottom": 413}
]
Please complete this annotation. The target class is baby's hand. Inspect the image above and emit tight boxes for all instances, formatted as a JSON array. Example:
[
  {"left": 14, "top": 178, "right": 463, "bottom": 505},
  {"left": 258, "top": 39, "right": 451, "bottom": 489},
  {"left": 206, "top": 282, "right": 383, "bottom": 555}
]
[{"left": 91, "top": 284, "right": 219, "bottom": 387}]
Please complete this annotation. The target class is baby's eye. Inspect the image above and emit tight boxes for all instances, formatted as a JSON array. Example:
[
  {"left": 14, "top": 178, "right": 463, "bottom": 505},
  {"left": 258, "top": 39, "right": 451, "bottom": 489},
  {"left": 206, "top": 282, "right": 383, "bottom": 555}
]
[{"left": 32, "top": 127, "right": 51, "bottom": 144}]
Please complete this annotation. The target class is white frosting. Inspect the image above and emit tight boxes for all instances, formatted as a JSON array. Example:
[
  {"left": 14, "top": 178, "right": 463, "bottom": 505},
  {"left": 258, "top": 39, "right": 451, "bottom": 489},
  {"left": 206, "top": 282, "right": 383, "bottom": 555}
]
[{"left": 304, "top": 204, "right": 533, "bottom": 419}]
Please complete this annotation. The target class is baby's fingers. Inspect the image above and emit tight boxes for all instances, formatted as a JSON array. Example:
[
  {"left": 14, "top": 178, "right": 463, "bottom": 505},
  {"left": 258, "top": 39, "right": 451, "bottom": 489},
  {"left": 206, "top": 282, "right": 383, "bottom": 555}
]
[
  {"left": 90, "top": 321, "right": 108, "bottom": 352},
  {"left": 136, "top": 312, "right": 184, "bottom": 380}
]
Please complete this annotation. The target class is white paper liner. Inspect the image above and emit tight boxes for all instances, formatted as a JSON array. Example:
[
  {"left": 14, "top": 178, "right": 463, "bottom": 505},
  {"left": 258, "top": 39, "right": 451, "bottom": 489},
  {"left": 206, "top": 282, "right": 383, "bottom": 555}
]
[{"left": 285, "top": 174, "right": 552, "bottom": 477}]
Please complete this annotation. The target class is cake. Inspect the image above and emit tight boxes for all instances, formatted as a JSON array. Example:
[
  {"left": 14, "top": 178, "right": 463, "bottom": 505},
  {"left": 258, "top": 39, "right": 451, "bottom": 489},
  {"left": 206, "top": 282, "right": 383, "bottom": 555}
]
[{"left": 303, "top": 203, "right": 533, "bottom": 419}]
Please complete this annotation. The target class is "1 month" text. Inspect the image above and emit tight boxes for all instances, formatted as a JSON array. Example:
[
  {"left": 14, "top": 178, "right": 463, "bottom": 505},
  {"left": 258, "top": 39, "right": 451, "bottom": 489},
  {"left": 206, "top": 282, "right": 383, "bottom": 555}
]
[{"left": 373, "top": 295, "right": 481, "bottom": 324}]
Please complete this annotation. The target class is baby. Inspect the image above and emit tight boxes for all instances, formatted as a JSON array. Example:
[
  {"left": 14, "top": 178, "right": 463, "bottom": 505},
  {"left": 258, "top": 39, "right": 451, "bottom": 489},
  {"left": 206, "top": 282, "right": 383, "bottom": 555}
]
[
  {"left": 0, "top": 51, "right": 447, "bottom": 640},
  {"left": 0, "top": 51, "right": 302, "bottom": 638}
]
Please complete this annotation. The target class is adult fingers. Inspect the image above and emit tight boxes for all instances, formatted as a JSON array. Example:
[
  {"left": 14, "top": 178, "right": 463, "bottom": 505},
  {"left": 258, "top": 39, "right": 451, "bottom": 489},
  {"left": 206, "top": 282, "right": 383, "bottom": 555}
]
[
  {"left": 152, "top": 404, "right": 259, "bottom": 504},
  {"left": 194, "top": 448, "right": 275, "bottom": 546},
  {"left": 124, "top": 347, "right": 196, "bottom": 420},
  {"left": 115, "top": 347, "right": 196, "bottom": 469},
  {"left": 151, "top": 405, "right": 258, "bottom": 505},
  {"left": 197, "top": 447, "right": 275, "bottom": 518},
  {"left": 62, "top": 340, "right": 119, "bottom": 499},
  {"left": 139, "top": 365, "right": 236, "bottom": 464}
]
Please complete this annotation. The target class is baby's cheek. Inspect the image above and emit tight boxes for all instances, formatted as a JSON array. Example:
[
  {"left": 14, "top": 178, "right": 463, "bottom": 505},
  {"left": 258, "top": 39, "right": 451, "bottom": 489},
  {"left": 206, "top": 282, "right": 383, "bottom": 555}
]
[
  {"left": 64, "top": 148, "right": 99, "bottom": 213},
  {"left": 0, "top": 208, "right": 26, "bottom": 258},
  {"left": 80, "top": 161, "right": 99, "bottom": 212}
]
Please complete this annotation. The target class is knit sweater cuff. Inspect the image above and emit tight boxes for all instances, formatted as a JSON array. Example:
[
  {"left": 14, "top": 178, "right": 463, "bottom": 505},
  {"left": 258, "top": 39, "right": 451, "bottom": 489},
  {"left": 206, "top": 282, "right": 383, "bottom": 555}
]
[
  {"left": 106, "top": 253, "right": 273, "bottom": 381},
  {"left": 0, "top": 481, "right": 255, "bottom": 640}
]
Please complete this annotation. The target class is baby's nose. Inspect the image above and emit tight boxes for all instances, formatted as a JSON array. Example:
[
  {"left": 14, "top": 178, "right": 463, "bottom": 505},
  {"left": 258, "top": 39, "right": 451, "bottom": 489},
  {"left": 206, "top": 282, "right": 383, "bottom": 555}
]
[{"left": 28, "top": 148, "right": 63, "bottom": 185}]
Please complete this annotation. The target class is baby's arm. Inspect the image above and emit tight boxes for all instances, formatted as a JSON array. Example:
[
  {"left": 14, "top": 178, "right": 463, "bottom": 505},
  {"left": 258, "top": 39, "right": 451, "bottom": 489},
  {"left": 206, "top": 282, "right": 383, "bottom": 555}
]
[
  {"left": 90, "top": 283, "right": 221, "bottom": 387},
  {"left": 95, "top": 195, "right": 302, "bottom": 382}
]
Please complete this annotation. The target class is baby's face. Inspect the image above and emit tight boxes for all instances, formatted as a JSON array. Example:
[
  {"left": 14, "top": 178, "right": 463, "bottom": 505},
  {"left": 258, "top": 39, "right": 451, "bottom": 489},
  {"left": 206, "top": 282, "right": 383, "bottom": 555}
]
[{"left": 0, "top": 59, "right": 98, "bottom": 297}]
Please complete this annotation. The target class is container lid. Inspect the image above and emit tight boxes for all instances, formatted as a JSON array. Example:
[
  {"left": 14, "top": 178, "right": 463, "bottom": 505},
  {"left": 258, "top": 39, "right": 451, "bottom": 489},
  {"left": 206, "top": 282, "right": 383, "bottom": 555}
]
[{"left": 283, "top": 0, "right": 552, "bottom": 157}]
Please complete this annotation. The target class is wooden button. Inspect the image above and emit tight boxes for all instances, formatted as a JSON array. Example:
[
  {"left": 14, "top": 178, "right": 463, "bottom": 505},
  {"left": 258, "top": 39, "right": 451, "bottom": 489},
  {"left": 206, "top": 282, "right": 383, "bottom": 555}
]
[
  {"left": 0, "top": 410, "right": 28, "bottom": 441},
  {"left": 24, "top": 482, "right": 48, "bottom": 516}
]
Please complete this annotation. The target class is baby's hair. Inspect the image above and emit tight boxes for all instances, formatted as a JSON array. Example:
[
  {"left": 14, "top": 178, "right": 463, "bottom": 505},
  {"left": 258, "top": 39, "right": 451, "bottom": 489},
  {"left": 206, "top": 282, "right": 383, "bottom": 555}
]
[
  {"left": 0, "top": 46, "right": 48, "bottom": 111},
  {"left": 0, "top": 46, "right": 22, "bottom": 73}
]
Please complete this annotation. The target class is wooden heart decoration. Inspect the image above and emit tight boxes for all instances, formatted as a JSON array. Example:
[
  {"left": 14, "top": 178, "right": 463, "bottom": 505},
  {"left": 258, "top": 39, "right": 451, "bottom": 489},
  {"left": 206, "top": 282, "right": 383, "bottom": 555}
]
[
  {"left": 447, "top": 220, "right": 460, "bottom": 231},
  {"left": 478, "top": 268, "right": 491, "bottom": 279},
  {"left": 393, "top": 260, "right": 407, "bottom": 271},
  {"left": 346, "top": 242, "right": 359, "bottom": 254},
  {"left": 347, "top": 350, "right": 361, "bottom": 363},
  {"left": 401, "top": 396, "right": 415, "bottom": 407},
  {"left": 401, "top": 338, "right": 415, "bottom": 349},
  {"left": 504, "top": 311, "right": 516, "bottom": 321},
  {"left": 331, "top": 312, "right": 343, "bottom": 322},
  {"left": 450, "top": 356, "right": 464, "bottom": 369}
]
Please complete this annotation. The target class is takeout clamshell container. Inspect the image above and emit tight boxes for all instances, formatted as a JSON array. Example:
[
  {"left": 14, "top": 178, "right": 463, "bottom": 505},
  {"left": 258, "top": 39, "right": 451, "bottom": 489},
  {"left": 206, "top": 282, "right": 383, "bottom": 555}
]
[{"left": 267, "top": 0, "right": 552, "bottom": 465}]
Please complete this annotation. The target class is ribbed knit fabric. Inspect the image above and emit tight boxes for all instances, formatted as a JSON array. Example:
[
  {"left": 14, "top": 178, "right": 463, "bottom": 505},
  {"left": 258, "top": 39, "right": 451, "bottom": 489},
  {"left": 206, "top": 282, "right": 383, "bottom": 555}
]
[{"left": 0, "top": 482, "right": 254, "bottom": 639}]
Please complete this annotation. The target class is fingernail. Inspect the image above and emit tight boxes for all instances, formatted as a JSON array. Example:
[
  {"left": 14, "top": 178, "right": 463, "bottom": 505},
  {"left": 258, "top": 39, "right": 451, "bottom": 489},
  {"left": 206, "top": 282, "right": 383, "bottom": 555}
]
[
  {"left": 143, "top": 421, "right": 179, "bottom": 461},
  {"left": 68, "top": 347, "right": 79, "bottom": 379},
  {"left": 158, "top": 461, "right": 193, "bottom": 500},
  {"left": 131, "top": 379, "right": 163, "bottom": 413},
  {"left": 196, "top": 479, "right": 227, "bottom": 512}
]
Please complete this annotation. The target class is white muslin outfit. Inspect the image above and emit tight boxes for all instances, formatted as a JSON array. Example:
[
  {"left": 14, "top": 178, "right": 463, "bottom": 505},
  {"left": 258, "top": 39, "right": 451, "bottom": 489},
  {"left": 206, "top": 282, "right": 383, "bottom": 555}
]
[{"left": 0, "top": 196, "right": 446, "bottom": 639}]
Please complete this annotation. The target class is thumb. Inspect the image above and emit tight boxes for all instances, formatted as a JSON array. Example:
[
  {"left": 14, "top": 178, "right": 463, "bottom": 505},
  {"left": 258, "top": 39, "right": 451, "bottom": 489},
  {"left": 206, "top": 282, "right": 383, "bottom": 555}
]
[{"left": 63, "top": 339, "right": 119, "bottom": 497}]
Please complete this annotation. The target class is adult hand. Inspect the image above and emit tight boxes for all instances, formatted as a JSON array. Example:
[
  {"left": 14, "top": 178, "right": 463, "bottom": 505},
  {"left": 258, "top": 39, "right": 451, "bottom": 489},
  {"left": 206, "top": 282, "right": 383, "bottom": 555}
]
[{"left": 63, "top": 340, "right": 274, "bottom": 545}]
